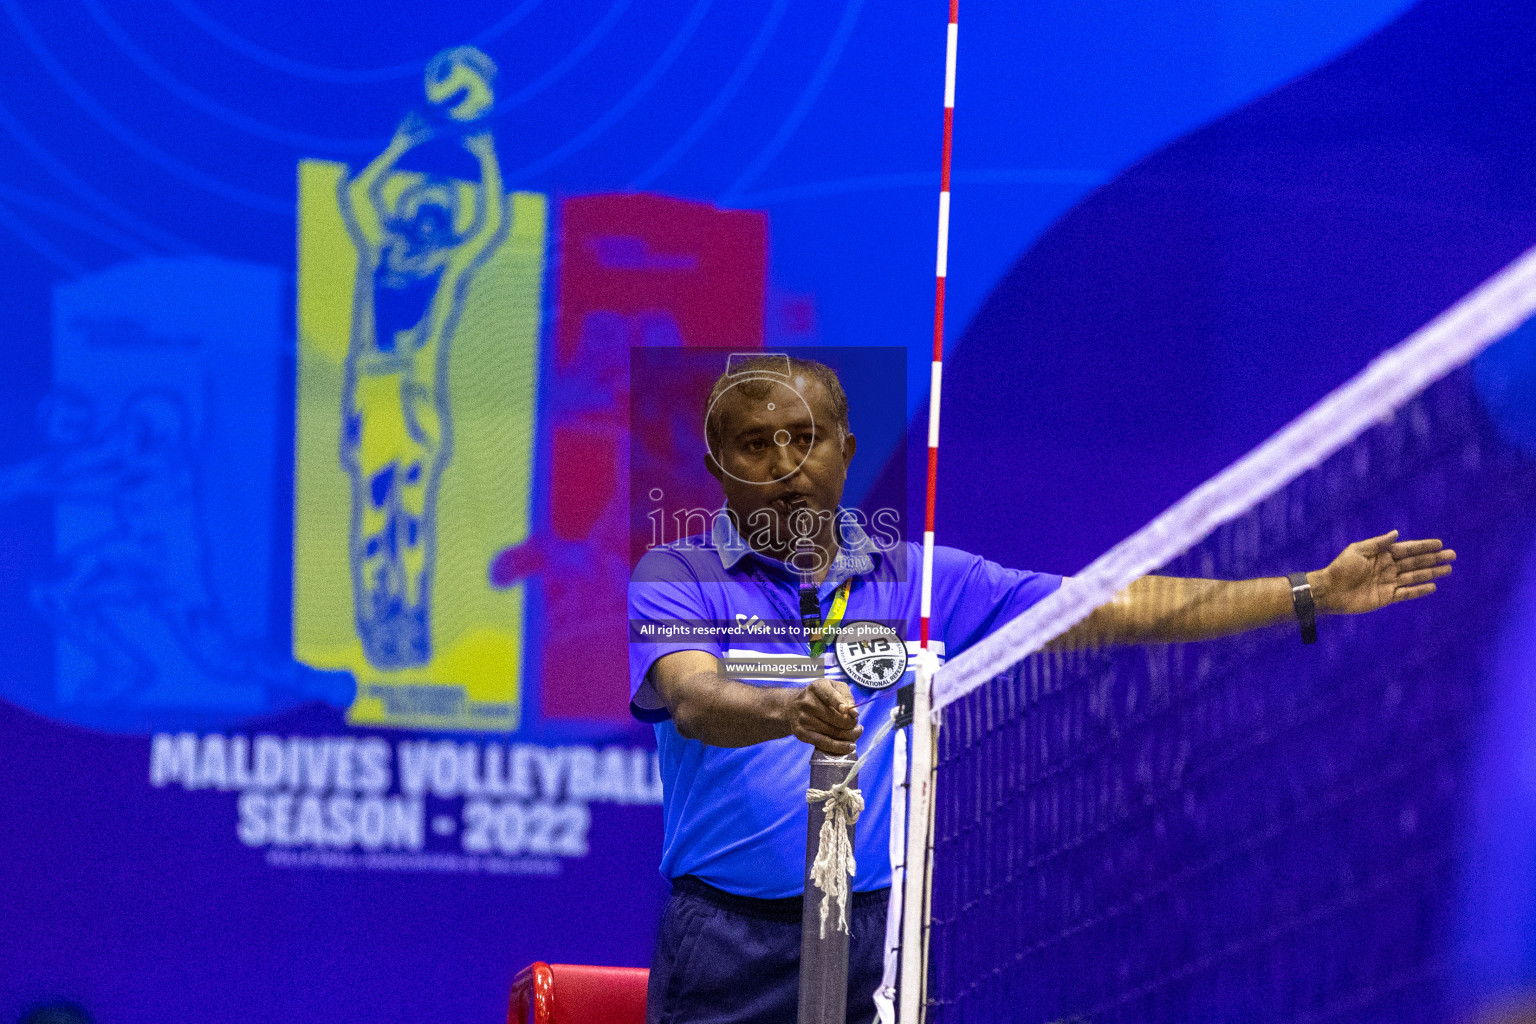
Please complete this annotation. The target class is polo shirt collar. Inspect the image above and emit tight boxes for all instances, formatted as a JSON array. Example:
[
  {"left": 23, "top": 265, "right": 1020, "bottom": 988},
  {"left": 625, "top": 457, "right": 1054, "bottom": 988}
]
[{"left": 711, "top": 509, "right": 878, "bottom": 580}]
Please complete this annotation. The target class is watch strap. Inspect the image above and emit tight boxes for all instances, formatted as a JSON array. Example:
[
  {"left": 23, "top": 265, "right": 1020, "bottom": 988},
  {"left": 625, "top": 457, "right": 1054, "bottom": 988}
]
[{"left": 1287, "top": 571, "right": 1318, "bottom": 645}]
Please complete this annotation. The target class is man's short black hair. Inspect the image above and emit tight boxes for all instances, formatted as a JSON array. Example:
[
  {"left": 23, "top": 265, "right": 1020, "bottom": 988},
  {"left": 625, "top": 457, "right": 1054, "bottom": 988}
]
[{"left": 704, "top": 355, "right": 850, "bottom": 454}]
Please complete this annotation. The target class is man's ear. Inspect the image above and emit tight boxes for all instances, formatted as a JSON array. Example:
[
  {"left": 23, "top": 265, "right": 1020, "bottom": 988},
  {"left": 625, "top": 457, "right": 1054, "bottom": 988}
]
[
  {"left": 704, "top": 446, "right": 724, "bottom": 484},
  {"left": 842, "top": 432, "right": 857, "bottom": 471}
]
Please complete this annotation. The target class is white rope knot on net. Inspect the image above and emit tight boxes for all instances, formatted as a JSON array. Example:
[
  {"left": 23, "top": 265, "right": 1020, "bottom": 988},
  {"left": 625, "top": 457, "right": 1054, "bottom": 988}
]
[
  {"left": 806, "top": 779, "right": 864, "bottom": 939},
  {"left": 803, "top": 707, "right": 900, "bottom": 940}
]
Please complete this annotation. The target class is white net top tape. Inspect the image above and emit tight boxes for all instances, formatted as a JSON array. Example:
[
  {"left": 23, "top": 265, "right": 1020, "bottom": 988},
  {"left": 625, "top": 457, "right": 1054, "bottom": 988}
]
[{"left": 933, "top": 240, "right": 1536, "bottom": 715}]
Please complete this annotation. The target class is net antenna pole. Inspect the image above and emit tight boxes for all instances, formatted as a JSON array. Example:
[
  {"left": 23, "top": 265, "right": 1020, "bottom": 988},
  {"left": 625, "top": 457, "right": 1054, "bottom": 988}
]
[{"left": 899, "top": 3, "right": 958, "bottom": 1022}]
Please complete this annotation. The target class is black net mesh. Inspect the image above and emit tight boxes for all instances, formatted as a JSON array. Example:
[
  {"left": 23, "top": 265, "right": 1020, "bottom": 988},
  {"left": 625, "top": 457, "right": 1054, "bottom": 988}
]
[{"left": 927, "top": 357, "right": 1536, "bottom": 1024}]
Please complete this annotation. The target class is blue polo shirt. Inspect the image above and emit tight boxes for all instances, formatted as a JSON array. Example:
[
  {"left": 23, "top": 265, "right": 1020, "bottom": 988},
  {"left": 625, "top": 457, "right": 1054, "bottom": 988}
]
[{"left": 627, "top": 513, "right": 1061, "bottom": 899}]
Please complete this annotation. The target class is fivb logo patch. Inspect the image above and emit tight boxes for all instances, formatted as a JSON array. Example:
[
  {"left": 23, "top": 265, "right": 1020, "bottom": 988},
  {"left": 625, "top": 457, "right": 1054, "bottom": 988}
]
[
  {"left": 834, "top": 622, "right": 908, "bottom": 690},
  {"left": 293, "top": 46, "right": 546, "bottom": 731}
]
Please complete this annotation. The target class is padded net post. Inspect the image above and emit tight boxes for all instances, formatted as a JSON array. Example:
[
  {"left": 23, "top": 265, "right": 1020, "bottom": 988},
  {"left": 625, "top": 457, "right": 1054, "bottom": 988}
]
[{"left": 801, "top": 749, "right": 857, "bottom": 1024}]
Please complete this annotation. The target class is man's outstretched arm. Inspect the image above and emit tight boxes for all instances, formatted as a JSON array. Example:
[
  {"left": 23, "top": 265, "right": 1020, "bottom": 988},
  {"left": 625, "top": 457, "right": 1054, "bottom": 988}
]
[
  {"left": 1053, "top": 531, "right": 1455, "bottom": 649},
  {"left": 457, "top": 132, "right": 504, "bottom": 264},
  {"left": 648, "top": 650, "right": 864, "bottom": 755},
  {"left": 343, "top": 114, "right": 429, "bottom": 247}
]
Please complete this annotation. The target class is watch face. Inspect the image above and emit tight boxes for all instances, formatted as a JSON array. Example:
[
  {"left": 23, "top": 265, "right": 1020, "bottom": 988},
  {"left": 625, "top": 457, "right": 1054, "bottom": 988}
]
[{"left": 834, "top": 622, "right": 908, "bottom": 691}]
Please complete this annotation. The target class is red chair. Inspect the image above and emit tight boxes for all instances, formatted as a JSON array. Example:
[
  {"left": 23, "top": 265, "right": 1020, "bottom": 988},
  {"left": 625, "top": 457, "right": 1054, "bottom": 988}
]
[{"left": 508, "top": 962, "right": 649, "bottom": 1024}]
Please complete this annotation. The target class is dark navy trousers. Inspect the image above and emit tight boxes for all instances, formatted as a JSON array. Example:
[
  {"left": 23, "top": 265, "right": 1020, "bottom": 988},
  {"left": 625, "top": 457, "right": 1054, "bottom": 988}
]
[{"left": 646, "top": 875, "right": 888, "bottom": 1024}]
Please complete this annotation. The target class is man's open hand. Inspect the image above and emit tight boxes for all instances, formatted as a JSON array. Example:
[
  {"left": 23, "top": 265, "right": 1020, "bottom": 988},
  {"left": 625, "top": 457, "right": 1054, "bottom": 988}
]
[
  {"left": 393, "top": 110, "right": 434, "bottom": 145},
  {"left": 1311, "top": 531, "right": 1455, "bottom": 615},
  {"left": 785, "top": 678, "right": 862, "bottom": 756}
]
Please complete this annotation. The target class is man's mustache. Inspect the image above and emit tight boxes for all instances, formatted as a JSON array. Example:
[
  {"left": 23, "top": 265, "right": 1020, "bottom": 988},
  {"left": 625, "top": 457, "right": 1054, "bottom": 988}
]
[{"left": 742, "top": 504, "right": 838, "bottom": 540}]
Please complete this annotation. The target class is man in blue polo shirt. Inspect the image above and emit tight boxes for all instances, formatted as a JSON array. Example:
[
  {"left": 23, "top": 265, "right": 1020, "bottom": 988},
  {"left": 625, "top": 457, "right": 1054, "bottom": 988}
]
[{"left": 628, "top": 356, "right": 1455, "bottom": 1024}]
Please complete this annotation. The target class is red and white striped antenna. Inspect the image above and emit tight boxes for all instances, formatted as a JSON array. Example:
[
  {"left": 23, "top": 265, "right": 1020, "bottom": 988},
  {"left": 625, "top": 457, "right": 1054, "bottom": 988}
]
[
  {"left": 899, "top": 3, "right": 958, "bottom": 1021},
  {"left": 920, "top": 0, "right": 958, "bottom": 654}
]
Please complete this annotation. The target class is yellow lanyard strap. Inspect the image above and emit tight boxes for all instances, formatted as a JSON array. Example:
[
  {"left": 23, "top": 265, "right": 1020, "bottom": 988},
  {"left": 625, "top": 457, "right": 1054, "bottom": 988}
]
[{"left": 808, "top": 579, "right": 852, "bottom": 659}]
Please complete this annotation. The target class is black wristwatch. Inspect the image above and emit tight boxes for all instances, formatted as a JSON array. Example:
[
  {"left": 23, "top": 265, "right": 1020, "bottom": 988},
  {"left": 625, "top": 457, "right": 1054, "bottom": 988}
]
[{"left": 1287, "top": 571, "right": 1317, "bottom": 645}]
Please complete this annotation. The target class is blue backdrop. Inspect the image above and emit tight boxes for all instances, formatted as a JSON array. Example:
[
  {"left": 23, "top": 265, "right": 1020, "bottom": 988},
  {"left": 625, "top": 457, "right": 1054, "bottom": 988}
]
[{"left": 2, "top": 2, "right": 1532, "bottom": 1023}]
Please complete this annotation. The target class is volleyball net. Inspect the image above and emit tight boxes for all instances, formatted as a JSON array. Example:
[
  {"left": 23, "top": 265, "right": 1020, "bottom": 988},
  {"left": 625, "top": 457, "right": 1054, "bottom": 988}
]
[{"left": 909, "top": 246, "right": 1536, "bottom": 1023}]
